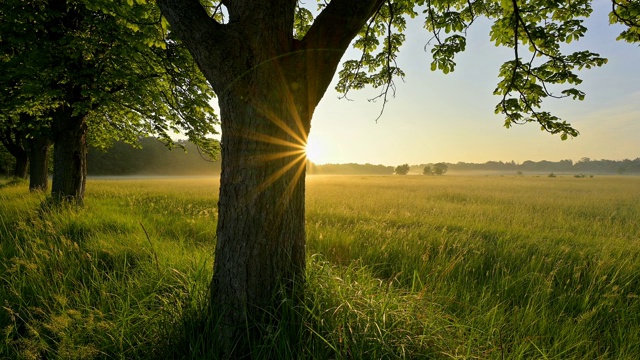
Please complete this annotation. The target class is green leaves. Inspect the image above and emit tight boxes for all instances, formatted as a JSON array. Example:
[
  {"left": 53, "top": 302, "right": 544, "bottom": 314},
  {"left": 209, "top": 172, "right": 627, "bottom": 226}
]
[
  {"left": 610, "top": 0, "right": 640, "bottom": 43},
  {"left": 335, "top": 1, "right": 410, "bottom": 105},
  {"left": 430, "top": 34, "right": 466, "bottom": 74},
  {"left": 0, "top": 0, "right": 218, "bottom": 156},
  {"left": 488, "top": 0, "right": 608, "bottom": 139},
  {"left": 294, "top": 5, "right": 313, "bottom": 39},
  {"left": 328, "top": 0, "right": 631, "bottom": 138}
]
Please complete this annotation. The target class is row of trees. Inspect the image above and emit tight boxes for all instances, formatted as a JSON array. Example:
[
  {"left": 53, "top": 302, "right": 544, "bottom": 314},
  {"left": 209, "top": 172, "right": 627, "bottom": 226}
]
[
  {"left": 0, "top": 0, "right": 218, "bottom": 201},
  {"left": 414, "top": 158, "right": 640, "bottom": 174},
  {"left": 395, "top": 163, "right": 449, "bottom": 175},
  {"left": 88, "top": 137, "right": 220, "bottom": 176},
  {"left": 5, "top": 141, "right": 639, "bottom": 177}
]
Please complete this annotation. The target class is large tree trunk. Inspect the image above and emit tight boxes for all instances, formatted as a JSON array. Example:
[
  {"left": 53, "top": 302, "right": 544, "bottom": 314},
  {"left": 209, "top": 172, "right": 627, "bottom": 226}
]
[
  {"left": 157, "top": 0, "right": 384, "bottom": 355},
  {"left": 51, "top": 106, "right": 87, "bottom": 204},
  {"left": 12, "top": 151, "right": 29, "bottom": 179},
  {"left": 28, "top": 136, "right": 52, "bottom": 191},
  {"left": 211, "top": 78, "right": 310, "bottom": 353}
]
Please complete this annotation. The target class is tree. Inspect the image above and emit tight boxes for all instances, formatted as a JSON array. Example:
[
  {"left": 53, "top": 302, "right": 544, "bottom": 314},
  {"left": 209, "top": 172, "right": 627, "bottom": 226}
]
[
  {"left": 0, "top": 143, "right": 14, "bottom": 177},
  {"left": 423, "top": 165, "right": 432, "bottom": 175},
  {"left": 433, "top": 163, "right": 449, "bottom": 176},
  {"left": 395, "top": 163, "right": 411, "bottom": 175},
  {"left": 0, "top": 115, "right": 28, "bottom": 179},
  {"left": 1, "top": 0, "right": 218, "bottom": 203},
  {"left": 156, "top": 0, "right": 638, "bottom": 355}
]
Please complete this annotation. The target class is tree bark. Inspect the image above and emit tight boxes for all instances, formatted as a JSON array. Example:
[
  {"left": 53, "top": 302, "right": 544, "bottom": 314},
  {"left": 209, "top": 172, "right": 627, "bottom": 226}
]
[
  {"left": 28, "top": 135, "right": 51, "bottom": 191},
  {"left": 211, "top": 68, "right": 311, "bottom": 354},
  {"left": 51, "top": 106, "right": 87, "bottom": 204}
]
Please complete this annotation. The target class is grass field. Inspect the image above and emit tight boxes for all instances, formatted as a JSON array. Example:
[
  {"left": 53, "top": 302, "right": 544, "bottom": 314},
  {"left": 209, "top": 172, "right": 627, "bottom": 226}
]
[{"left": 1, "top": 175, "right": 639, "bottom": 359}]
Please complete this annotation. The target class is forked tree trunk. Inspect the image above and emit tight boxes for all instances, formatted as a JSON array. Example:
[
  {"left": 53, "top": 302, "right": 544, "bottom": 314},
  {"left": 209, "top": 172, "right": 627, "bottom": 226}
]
[
  {"left": 28, "top": 136, "right": 52, "bottom": 191},
  {"left": 156, "top": 0, "right": 384, "bottom": 355},
  {"left": 51, "top": 106, "right": 87, "bottom": 204}
]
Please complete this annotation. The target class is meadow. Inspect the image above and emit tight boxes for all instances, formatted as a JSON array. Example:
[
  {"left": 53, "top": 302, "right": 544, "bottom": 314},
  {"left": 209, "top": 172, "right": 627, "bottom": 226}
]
[{"left": 1, "top": 174, "right": 639, "bottom": 359}]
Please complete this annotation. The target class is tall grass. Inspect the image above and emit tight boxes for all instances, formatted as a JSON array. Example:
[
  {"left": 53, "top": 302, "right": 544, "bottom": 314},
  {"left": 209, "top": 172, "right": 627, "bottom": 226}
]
[
  {"left": 1, "top": 175, "right": 639, "bottom": 359},
  {"left": 1, "top": 178, "right": 216, "bottom": 359},
  {"left": 306, "top": 175, "right": 640, "bottom": 358}
]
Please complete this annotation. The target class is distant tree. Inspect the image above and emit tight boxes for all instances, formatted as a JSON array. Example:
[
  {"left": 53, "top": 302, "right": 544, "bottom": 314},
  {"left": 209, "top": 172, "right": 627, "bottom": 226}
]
[
  {"left": 395, "top": 164, "right": 410, "bottom": 175},
  {"left": 423, "top": 165, "right": 433, "bottom": 175},
  {"left": 433, "top": 163, "right": 449, "bottom": 176},
  {"left": 88, "top": 137, "right": 221, "bottom": 176}
]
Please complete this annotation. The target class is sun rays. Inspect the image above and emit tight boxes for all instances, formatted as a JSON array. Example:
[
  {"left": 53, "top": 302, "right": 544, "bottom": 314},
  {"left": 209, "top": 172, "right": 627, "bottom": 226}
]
[
  {"left": 224, "top": 51, "right": 329, "bottom": 207},
  {"left": 241, "top": 92, "right": 310, "bottom": 204}
]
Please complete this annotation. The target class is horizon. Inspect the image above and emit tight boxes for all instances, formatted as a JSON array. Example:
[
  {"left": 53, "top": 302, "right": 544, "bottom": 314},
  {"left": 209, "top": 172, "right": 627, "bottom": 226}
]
[{"left": 305, "top": 156, "right": 640, "bottom": 168}]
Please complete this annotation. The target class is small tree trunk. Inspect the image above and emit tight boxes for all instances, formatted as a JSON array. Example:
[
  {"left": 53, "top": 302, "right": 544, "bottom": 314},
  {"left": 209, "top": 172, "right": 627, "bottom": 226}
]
[
  {"left": 28, "top": 136, "right": 52, "bottom": 191},
  {"left": 12, "top": 151, "right": 29, "bottom": 179},
  {"left": 51, "top": 107, "right": 87, "bottom": 204}
]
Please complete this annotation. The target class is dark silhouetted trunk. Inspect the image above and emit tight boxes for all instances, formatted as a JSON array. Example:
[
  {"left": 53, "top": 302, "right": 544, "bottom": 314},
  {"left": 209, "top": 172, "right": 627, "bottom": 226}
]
[
  {"left": 13, "top": 151, "right": 29, "bottom": 179},
  {"left": 28, "top": 136, "right": 52, "bottom": 191},
  {"left": 51, "top": 106, "right": 87, "bottom": 204},
  {"left": 1, "top": 119, "right": 29, "bottom": 179}
]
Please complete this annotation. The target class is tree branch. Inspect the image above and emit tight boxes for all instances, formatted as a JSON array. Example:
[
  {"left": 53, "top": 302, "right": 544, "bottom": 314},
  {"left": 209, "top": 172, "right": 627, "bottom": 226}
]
[
  {"left": 299, "top": 0, "right": 385, "bottom": 106},
  {"left": 156, "top": 0, "right": 236, "bottom": 92}
]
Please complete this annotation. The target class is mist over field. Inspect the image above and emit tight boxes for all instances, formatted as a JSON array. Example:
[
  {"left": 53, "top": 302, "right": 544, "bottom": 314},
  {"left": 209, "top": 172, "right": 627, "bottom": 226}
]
[{"left": 80, "top": 137, "right": 640, "bottom": 178}]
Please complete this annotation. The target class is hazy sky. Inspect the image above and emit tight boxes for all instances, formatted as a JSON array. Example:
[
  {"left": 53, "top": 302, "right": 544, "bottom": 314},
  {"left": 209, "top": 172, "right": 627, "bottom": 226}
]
[{"left": 305, "top": 2, "right": 640, "bottom": 165}]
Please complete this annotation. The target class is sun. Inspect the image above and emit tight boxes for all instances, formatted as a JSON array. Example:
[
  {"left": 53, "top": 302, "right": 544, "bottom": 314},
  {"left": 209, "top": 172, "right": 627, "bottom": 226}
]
[{"left": 305, "top": 137, "right": 325, "bottom": 164}]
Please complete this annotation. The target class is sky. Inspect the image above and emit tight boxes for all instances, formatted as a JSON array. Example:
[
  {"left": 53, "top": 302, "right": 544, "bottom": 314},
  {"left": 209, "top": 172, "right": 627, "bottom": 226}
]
[{"left": 304, "top": 2, "right": 640, "bottom": 166}]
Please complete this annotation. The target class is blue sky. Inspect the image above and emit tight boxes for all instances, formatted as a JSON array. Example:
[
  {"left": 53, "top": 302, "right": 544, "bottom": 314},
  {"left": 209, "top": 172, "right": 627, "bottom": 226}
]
[{"left": 305, "top": 2, "right": 640, "bottom": 165}]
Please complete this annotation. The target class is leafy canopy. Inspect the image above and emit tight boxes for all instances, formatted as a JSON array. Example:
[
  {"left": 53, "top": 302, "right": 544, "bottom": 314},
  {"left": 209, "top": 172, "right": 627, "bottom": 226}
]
[
  {"left": 291, "top": 0, "right": 638, "bottom": 139},
  {"left": 0, "top": 0, "right": 219, "bottom": 155},
  {"left": 395, "top": 163, "right": 411, "bottom": 175}
]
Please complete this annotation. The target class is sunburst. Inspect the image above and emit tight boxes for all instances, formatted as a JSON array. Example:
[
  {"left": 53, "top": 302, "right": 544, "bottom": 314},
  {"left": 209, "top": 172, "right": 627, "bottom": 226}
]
[{"left": 240, "top": 100, "right": 309, "bottom": 205}]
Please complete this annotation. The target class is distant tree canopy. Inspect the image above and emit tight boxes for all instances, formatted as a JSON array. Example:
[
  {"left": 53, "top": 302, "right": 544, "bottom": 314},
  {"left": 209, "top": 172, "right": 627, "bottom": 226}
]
[
  {"left": 423, "top": 165, "right": 432, "bottom": 175},
  {"left": 395, "top": 163, "right": 411, "bottom": 175},
  {"left": 88, "top": 137, "right": 220, "bottom": 176},
  {"left": 433, "top": 163, "right": 449, "bottom": 175},
  {"left": 307, "top": 162, "right": 393, "bottom": 175},
  {"left": 415, "top": 158, "right": 640, "bottom": 174}
]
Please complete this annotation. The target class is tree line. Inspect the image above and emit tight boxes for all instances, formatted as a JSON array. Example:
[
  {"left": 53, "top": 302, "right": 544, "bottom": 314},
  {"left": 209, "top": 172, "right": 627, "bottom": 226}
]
[
  {"left": 4, "top": 140, "right": 638, "bottom": 177},
  {"left": 421, "top": 158, "right": 640, "bottom": 174},
  {"left": 87, "top": 137, "right": 220, "bottom": 176},
  {"left": 0, "top": 141, "right": 640, "bottom": 177}
]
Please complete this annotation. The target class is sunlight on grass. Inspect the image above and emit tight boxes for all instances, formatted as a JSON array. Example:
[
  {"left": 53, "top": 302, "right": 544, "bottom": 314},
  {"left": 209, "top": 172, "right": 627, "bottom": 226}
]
[{"left": 1, "top": 175, "right": 640, "bottom": 358}]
